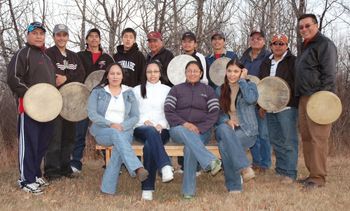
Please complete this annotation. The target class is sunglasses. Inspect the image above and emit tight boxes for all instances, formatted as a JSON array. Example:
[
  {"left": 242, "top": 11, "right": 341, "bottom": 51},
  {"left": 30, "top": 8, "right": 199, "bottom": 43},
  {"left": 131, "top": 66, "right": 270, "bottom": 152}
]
[
  {"left": 272, "top": 42, "right": 286, "bottom": 46},
  {"left": 299, "top": 23, "right": 315, "bottom": 30}
]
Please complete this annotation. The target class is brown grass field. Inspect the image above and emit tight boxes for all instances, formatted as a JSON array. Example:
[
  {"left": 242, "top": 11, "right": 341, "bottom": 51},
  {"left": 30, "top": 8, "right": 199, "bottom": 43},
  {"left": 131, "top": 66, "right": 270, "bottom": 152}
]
[{"left": 0, "top": 149, "right": 349, "bottom": 211}]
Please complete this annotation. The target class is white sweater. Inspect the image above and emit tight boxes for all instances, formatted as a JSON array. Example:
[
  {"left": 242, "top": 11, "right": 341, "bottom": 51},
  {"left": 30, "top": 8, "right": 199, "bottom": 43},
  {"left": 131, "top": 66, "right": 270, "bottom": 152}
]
[{"left": 133, "top": 81, "right": 171, "bottom": 128}]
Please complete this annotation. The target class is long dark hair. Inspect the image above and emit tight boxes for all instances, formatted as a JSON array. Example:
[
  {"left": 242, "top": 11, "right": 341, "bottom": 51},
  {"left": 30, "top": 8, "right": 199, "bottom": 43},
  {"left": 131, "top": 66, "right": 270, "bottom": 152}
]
[
  {"left": 140, "top": 61, "right": 163, "bottom": 98},
  {"left": 96, "top": 63, "right": 124, "bottom": 88},
  {"left": 219, "top": 58, "right": 245, "bottom": 113}
]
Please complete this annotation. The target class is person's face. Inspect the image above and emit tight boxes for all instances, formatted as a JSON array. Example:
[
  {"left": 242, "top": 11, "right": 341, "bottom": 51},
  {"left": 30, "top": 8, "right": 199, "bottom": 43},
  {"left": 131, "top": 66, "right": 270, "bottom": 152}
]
[
  {"left": 147, "top": 39, "right": 163, "bottom": 54},
  {"left": 27, "top": 28, "right": 45, "bottom": 48},
  {"left": 86, "top": 32, "right": 100, "bottom": 49},
  {"left": 54, "top": 32, "right": 68, "bottom": 49},
  {"left": 226, "top": 64, "right": 242, "bottom": 84},
  {"left": 299, "top": 17, "right": 319, "bottom": 40},
  {"left": 107, "top": 65, "right": 123, "bottom": 87},
  {"left": 181, "top": 38, "right": 197, "bottom": 53},
  {"left": 122, "top": 32, "right": 135, "bottom": 50},
  {"left": 211, "top": 36, "right": 225, "bottom": 51},
  {"left": 185, "top": 63, "right": 202, "bottom": 84},
  {"left": 146, "top": 63, "right": 161, "bottom": 84},
  {"left": 249, "top": 33, "right": 265, "bottom": 50},
  {"left": 271, "top": 41, "right": 288, "bottom": 58}
]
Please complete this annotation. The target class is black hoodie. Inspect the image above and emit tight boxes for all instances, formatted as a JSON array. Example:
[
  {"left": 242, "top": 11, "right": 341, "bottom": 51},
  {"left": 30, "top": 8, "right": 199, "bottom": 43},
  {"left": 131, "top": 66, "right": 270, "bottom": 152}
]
[{"left": 113, "top": 43, "right": 146, "bottom": 87}]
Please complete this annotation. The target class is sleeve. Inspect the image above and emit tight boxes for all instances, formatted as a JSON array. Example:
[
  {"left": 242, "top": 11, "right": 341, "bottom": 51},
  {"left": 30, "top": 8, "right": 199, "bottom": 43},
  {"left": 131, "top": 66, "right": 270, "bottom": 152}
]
[
  {"left": 318, "top": 40, "right": 337, "bottom": 92},
  {"left": 196, "top": 86, "right": 220, "bottom": 133},
  {"left": 7, "top": 49, "right": 29, "bottom": 97},
  {"left": 238, "top": 79, "right": 259, "bottom": 105},
  {"left": 87, "top": 89, "right": 112, "bottom": 127},
  {"left": 164, "top": 87, "right": 186, "bottom": 127},
  {"left": 121, "top": 91, "right": 140, "bottom": 130}
]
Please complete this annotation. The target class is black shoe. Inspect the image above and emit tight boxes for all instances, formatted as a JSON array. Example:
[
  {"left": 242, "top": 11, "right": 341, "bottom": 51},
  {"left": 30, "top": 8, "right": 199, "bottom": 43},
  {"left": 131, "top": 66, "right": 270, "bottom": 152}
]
[
  {"left": 45, "top": 174, "right": 62, "bottom": 182},
  {"left": 303, "top": 181, "right": 324, "bottom": 189},
  {"left": 297, "top": 177, "right": 310, "bottom": 185}
]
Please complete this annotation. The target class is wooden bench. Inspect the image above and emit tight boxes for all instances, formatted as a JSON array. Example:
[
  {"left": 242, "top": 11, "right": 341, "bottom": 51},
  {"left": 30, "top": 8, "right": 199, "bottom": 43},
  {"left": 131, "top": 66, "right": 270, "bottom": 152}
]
[{"left": 96, "top": 141, "right": 220, "bottom": 165}]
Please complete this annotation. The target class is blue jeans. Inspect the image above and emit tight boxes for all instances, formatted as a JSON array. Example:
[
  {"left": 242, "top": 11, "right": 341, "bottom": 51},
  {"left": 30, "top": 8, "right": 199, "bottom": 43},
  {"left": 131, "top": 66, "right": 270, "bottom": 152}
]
[
  {"left": 250, "top": 109, "right": 271, "bottom": 169},
  {"left": 266, "top": 108, "right": 299, "bottom": 179},
  {"left": 169, "top": 125, "right": 217, "bottom": 196},
  {"left": 134, "top": 126, "right": 171, "bottom": 190},
  {"left": 216, "top": 124, "right": 256, "bottom": 191},
  {"left": 70, "top": 118, "right": 89, "bottom": 170},
  {"left": 92, "top": 127, "right": 143, "bottom": 194}
]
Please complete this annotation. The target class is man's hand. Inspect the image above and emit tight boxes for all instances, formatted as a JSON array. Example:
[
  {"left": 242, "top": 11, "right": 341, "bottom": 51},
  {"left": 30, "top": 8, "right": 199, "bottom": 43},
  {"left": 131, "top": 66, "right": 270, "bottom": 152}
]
[
  {"left": 111, "top": 123, "right": 124, "bottom": 131},
  {"left": 56, "top": 74, "right": 67, "bottom": 87},
  {"left": 258, "top": 107, "right": 266, "bottom": 119}
]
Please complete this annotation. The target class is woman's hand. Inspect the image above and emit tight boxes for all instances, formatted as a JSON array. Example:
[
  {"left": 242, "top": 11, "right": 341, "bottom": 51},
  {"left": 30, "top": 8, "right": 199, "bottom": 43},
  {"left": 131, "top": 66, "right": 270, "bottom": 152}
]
[
  {"left": 258, "top": 108, "right": 266, "bottom": 119},
  {"left": 144, "top": 120, "right": 154, "bottom": 126},
  {"left": 155, "top": 124, "right": 163, "bottom": 133},
  {"left": 241, "top": 68, "right": 248, "bottom": 79},
  {"left": 111, "top": 123, "right": 124, "bottom": 131},
  {"left": 226, "top": 119, "right": 239, "bottom": 129},
  {"left": 183, "top": 122, "right": 200, "bottom": 134}
]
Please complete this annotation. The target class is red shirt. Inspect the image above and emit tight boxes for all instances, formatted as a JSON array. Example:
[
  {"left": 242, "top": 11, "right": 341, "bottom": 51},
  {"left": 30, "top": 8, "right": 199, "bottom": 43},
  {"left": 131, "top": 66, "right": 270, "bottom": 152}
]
[
  {"left": 92, "top": 52, "right": 102, "bottom": 64},
  {"left": 214, "top": 53, "right": 222, "bottom": 59}
]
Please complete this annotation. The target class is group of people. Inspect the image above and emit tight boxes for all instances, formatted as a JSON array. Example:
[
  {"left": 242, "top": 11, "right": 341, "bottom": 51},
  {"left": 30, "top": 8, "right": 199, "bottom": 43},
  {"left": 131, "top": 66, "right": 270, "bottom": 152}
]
[{"left": 6, "top": 13, "right": 337, "bottom": 200}]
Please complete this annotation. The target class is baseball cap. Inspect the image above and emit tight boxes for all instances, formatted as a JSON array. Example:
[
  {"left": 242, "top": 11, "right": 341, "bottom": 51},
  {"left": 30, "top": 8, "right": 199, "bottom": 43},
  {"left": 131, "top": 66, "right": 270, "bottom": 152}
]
[
  {"left": 250, "top": 30, "right": 265, "bottom": 38},
  {"left": 27, "top": 22, "right": 46, "bottom": 34},
  {"left": 147, "top": 31, "right": 162, "bottom": 41},
  {"left": 182, "top": 31, "right": 196, "bottom": 42},
  {"left": 211, "top": 31, "right": 225, "bottom": 40},
  {"left": 86, "top": 28, "right": 101, "bottom": 39},
  {"left": 271, "top": 34, "right": 288, "bottom": 44},
  {"left": 53, "top": 24, "right": 69, "bottom": 35}
]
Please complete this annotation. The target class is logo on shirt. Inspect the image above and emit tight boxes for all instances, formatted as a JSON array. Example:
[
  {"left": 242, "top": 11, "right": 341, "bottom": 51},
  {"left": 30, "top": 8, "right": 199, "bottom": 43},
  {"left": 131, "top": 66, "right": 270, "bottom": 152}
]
[
  {"left": 98, "top": 60, "right": 106, "bottom": 69},
  {"left": 200, "top": 93, "right": 207, "bottom": 98},
  {"left": 56, "top": 60, "right": 78, "bottom": 71},
  {"left": 118, "top": 60, "right": 136, "bottom": 71}
]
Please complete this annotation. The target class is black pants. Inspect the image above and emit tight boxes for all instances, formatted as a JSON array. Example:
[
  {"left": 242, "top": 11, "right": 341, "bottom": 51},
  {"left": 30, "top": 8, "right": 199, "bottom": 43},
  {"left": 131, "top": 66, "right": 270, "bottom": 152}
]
[{"left": 44, "top": 116, "right": 75, "bottom": 178}]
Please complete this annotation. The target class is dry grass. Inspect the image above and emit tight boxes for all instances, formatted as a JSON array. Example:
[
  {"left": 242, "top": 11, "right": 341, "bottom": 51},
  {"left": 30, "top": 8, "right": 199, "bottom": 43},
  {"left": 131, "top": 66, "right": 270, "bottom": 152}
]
[{"left": 0, "top": 153, "right": 349, "bottom": 211}]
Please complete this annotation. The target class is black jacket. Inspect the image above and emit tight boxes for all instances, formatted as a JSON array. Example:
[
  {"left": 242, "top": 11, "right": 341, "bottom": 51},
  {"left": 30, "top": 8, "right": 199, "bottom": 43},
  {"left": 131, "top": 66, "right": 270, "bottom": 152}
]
[
  {"left": 113, "top": 43, "right": 145, "bottom": 87},
  {"left": 46, "top": 46, "right": 85, "bottom": 86},
  {"left": 146, "top": 47, "right": 174, "bottom": 86},
  {"left": 77, "top": 50, "right": 114, "bottom": 81},
  {"left": 7, "top": 43, "right": 56, "bottom": 97},
  {"left": 295, "top": 32, "right": 337, "bottom": 96},
  {"left": 259, "top": 50, "right": 298, "bottom": 108}
]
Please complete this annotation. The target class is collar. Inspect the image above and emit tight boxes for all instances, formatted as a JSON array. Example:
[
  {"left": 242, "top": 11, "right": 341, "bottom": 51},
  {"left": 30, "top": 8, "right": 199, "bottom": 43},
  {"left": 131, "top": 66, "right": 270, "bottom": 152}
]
[
  {"left": 146, "top": 81, "right": 161, "bottom": 87},
  {"left": 269, "top": 51, "right": 288, "bottom": 61},
  {"left": 209, "top": 49, "right": 227, "bottom": 57}
]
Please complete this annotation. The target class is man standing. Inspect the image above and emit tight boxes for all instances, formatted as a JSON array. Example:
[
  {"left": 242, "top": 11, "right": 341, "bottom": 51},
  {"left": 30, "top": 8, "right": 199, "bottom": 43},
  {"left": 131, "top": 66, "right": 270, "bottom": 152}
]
[
  {"left": 259, "top": 34, "right": 299, "bottom": 184},
  {"left": 295, "top": 14, "right": 337, "bottom": 188},
  {"left": 241, "top": 30, "right": 271, "bottom": 175},
  {"left": 114, "top": 28, "right": 146, "bottom": 87},
  {"left": 70, "top": 28, "right": 114, "bottom": 173},
  {"left": 181, "top": 31, "right": 208, "bottom": 85},
  {"left": 7, "top": 22, "right": 56, "bottom": 194},
  {"left": 206, "top": 31, "right": 237, "bottom": 88},
  {"left": 44, "top": 24, "right": 85, "bottom": 180},
  {"left": 146, "top": 31, "right": 174, "bottom": 86}
]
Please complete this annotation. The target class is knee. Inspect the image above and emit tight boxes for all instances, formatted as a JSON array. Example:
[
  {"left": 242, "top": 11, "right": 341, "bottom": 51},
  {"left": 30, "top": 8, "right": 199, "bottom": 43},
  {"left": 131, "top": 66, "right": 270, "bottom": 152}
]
[{"left": 215, "top": 124, "right": 231, "bottom": 140}]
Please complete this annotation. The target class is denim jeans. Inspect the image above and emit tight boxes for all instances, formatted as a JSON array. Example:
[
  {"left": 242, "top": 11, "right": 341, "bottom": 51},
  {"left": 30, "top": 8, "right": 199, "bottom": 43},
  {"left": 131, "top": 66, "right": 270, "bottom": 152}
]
[
  {"left": 169, "top": 125, "right": 216, "bottom": 196},
  {"left": 92, "top": 126, "right": 143, "bottom": 194},
  {"left": 266, "top": 108, "right": 299, "bottom": 179},
  {"left": 70, "top": 118, "right": 89, "bottom": 170},
  {"left": 134, "top": 126, "right": 171, "bottom": 190},
  {"left": 250, "top": 108, "right": 271, "bottom": 169},
  {"left": 216, "top": 123, "right": 256, "bottom": 191}
]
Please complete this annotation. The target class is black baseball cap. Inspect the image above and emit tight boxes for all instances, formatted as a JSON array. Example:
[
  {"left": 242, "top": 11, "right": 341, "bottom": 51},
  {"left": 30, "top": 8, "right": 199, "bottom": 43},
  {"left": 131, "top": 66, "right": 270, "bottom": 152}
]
[
  {"left": 86, "top": 28, "right": 101, "bottom": 39},
  {"left": 182, "top": 31, "right": 196, "bottom": 42}
]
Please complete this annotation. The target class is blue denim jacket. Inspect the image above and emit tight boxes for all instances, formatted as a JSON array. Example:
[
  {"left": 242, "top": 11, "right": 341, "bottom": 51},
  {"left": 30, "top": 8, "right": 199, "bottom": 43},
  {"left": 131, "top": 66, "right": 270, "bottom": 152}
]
[
  {"left": 215, "top": 79, "right": 258, "bottom": 137},
  {"left": 87, "top": 86, "right": 139, "bottom": 136}
]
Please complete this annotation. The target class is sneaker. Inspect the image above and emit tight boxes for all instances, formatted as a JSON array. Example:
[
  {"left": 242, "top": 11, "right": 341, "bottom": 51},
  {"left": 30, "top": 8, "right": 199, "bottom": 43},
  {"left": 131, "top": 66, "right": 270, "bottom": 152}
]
[
  {"left": 21, "top": 183, "right": 43, "bottom": 195},
  {"left": 71, "top": 166, "right": 81, "bottom": 174},
  {"left": 141, "top": 190, "right": 153, "bottom": 200},
  {"left": 183, "top": 194, "right": 194, "bottom": 199},
  {"left": 35, "top": 177, "right": 49, "bottom": 187},
  {"left": 241, "top": 167, "right": 255, "bottom": 182},
  {"left": 136, "top": 167, "right": 149, "bottom": 182},
  {"left": 280, "top": 176, "right": 294, "bottom": 184},
  {"left": 210, "top": 159, "right": 222, "bottom": 176},
  {"left": 196, "top": 171, "right": 202, "bottom": 177},
  {"left": 175, "top": 169, "right": 184, "bottom": 174},
  {"left": 161, "top": 165, "right": 174, "bottom": 183},
  {"left": 229, "top": 190, "right": 242, "bottom": 194}
]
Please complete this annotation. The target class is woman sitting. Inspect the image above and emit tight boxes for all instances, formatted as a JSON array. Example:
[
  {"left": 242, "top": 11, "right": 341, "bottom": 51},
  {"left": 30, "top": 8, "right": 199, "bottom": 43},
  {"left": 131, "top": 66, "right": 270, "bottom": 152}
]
[
  {"left": 215, "top": 59, "right": 258, "bottom": 193},
  {"left": 133, "top": 61, "right": 174, "bottom": 201},
  {"left": 87, "top": 63, "right": 148, "bottom": 195},
  {"left": 164, "top": 61, "right": 222, "bottom": 199}
]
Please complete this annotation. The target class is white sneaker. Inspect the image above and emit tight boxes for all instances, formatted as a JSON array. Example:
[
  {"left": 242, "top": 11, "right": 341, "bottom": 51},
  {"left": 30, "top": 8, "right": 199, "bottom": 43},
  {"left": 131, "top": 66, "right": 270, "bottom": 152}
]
[
  {"left": 141, "top": 190, "right": 153, "bottom": 200},
  {"left": 36, "top": 177, "right": 49, "bottom": 187},
  {"left": 21, "top": 182, "right": 43, "bottom": 195},
  {"left": 229, "top": 190, "right": 242, "bottom": 194},
  {"left": 161, "top": 165, "right": 174, "bottom": 183},
  {"left": 71, "top": 166, "right": 81, "bottom": 174},
  {"left": 196, "top": 171, "right": 202, "bottom": 177}
]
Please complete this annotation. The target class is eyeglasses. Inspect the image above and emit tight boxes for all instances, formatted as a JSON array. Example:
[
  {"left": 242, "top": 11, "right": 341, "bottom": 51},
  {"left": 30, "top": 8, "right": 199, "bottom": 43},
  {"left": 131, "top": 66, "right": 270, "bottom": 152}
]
[
  {"left": 299, "top": 23, "right": 316, "bottom": 30},
  {"left": 272, "top": 42, "right": 286, "bottom": 46},
  {"left": 146, "top": 70, "right": 160, "bottom": 74}
]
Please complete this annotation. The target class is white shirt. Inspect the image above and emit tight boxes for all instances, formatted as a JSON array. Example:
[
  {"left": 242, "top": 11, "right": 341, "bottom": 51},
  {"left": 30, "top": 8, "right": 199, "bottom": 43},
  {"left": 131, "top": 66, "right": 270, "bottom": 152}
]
[
  {"left": 133, "top": 81, "right": 171, "bottom": 128},
  {"left": 104, "top": 85, "right": 130, "bottom": 123}
]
